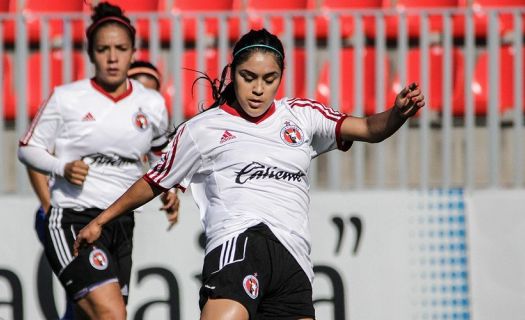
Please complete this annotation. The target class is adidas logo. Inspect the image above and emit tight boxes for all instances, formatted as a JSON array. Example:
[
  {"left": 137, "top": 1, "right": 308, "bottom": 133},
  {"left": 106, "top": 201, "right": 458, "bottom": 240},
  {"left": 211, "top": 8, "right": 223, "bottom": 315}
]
[
  {"left": 220, "top": 130, "right": 236, "bottom": 144},
  {"left": 82, "top": 112, "right": 95, "bottom": 121}
]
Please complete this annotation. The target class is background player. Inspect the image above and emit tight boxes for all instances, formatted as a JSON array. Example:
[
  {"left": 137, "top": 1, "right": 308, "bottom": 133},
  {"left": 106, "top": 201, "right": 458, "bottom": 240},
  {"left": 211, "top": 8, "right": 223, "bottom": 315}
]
[
  {"left": 27, "top": 58, "right": 177, "bottom": 320},
  {"left": 128, "top": 60, "right": 161, "bottom": 91},
  {"left": 18, "top": 2, "right": 177, "bottom": 318},
  {"left": 73, "top": 28, "right": 425, "bottom": 319}
]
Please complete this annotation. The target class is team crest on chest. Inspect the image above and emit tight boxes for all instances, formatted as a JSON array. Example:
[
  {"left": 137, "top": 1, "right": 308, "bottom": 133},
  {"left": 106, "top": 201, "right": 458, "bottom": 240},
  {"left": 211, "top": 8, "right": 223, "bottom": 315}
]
[
  {"left": 243, "top": 274, "right": 259, "bottom": 299},
  {"left": 89, "top": 248, "right": 109, "bottom": 271},
  {"left": 280, "top": 121, "right": 304, "bottom": 147},
  {"left": 132, "top": 108, "right": 150, "bottom": 131}
]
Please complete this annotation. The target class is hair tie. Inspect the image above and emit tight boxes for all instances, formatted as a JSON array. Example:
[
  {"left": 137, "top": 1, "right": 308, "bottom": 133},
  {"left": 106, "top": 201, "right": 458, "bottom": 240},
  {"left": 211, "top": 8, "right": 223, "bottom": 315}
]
[{"left": 233, "top": 44, "right": 283, "bottom": 59}]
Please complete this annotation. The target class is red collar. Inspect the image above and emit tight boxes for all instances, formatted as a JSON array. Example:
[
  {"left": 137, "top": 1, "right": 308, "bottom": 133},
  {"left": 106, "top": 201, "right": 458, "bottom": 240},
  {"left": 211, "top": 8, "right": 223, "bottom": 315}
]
[
  {"left": 90, "top": 78, "right": 133, "bottom": 103},
  {"left": 220, "top": 102, "right": 276, "bottom": 124}
]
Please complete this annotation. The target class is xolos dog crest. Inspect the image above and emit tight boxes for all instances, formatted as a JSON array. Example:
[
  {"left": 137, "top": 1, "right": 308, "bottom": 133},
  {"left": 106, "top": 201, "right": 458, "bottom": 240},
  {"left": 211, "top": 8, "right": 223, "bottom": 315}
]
[
  {"left": 280, "top": 121, "right": 304, "bottom": 147},
  {"left": 243, "top": 274, "right": 259, "bottom": 299},
  {"left": 133, "top": 108, "right": 150, "bottom": 131},
  {"left": 89, "top": 248, "right": 109, "bottom": 271}
]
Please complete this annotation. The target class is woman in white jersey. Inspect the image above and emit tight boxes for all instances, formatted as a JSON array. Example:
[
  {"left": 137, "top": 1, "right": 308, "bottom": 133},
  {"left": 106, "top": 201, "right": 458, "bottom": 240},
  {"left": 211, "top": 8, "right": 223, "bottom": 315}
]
[
  {"left": 128, "top": 60, "right": 161, "bottom": 91},
  {"left": 25, "top": 58, "right": 178, "bottom": 320},
  {"left": 18, "top": 2, "right": 178, "bottom": 319},
  {"left": 74, "top": 28, "right": 425, "bottom": 319}
]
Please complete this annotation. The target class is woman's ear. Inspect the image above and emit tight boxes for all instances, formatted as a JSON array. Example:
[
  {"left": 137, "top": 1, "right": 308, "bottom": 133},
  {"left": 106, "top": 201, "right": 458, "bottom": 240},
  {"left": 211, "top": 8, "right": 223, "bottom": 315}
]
[{"left": 131, "top": 48, "right": 137, "bottom": 64}]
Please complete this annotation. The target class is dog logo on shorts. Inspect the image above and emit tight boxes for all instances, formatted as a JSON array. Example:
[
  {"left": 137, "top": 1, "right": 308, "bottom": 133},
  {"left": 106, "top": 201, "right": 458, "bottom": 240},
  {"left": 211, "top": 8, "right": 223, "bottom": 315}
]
[
  {"left": 243, "top": 274, "right": 259, "bottom": 299},
  {"left": 89, "top": 248, "right": 108, "bottom": 271}
]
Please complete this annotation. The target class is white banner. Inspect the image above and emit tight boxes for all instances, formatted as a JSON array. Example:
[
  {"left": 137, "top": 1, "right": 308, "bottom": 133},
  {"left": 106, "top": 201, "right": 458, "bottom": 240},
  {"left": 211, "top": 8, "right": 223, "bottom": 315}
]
[
  {"left": 0, "top": 190, "right": 470, "bottom": 319},
  {"left": 466, "top": 190, "right": 525, "bottom": 320}
]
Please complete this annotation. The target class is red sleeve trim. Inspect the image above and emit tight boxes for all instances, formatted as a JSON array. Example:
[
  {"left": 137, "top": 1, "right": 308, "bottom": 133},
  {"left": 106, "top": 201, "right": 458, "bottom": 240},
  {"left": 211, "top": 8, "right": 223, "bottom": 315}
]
[
  {"left": 143, "top": 174, "right": 187, "bottom": 193},
  {"left": 288, "top": 98, "right": 342, "bottom": 122},
  {"left": 336, "top": 115, "right": 352, "bottom": 152},
  {"left": 19, "top": 92, "right": 53, "bottom": 146},
  {"left": 175, "top": 184, "right": 186, "bottom": 193},
  {"left": 143, "top": 174, "right": 169, "bottom": 192}
]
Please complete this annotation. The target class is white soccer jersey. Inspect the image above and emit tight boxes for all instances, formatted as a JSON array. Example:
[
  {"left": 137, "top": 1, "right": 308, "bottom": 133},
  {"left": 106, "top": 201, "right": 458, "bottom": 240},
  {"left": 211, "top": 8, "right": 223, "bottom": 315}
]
[
  {"left": 20, "top": 79, "right": 169, "bottom": 210},
  {"left": 145, "top": 97, "right": 351, "bottom": 282}
]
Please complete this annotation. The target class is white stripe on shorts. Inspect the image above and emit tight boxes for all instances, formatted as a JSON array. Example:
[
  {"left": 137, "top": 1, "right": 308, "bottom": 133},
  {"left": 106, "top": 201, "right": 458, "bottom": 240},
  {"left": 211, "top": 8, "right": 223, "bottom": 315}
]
[
  {"left": 214, "top": 235, "right": 247, "bottom": 274},
  {"left": 57, "top": 208, "right": 73, "bottom": 262},
  {"left": 48, "top": 208, "right": 72, "bottom": 268}
]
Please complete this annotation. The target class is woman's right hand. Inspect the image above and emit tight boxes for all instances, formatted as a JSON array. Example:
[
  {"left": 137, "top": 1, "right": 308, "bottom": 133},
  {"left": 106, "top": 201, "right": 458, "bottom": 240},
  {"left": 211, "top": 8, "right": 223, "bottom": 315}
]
[
  {"left": 73, "top": 221, "right": 102, "bottom": 256},
  {"left": 64, "top": 160, "right": 89, "bottom": 186}
]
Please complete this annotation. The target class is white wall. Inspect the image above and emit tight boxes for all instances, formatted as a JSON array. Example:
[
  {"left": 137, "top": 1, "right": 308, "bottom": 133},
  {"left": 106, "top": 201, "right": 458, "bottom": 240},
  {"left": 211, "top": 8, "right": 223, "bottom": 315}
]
[{"left": 0, "top": 190, "right": 522, "bottom": 319}]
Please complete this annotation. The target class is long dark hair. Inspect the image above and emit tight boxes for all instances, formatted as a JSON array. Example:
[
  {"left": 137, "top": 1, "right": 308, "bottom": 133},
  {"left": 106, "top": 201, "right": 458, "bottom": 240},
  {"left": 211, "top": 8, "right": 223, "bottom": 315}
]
[
  {"left": 169, "top": 29, "right": 286, "bottom": 139},
  {"left": 195, "top": 28, "right": 285, "bottom": 111},
  {"left": 85, "top": 2, "right": 136, "bottom": 60}
]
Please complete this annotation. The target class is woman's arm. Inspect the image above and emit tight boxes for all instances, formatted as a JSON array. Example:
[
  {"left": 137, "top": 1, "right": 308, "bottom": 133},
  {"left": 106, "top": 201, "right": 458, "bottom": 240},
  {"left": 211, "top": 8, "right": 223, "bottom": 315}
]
[
  {"left": 73, "top": 177, "right": 163, "bottom": 255},
  {"left": 26, "top": 168, "right": 51, "bottom": 213},
  {"left": 340, "top": 82, "right": 425, "bottom": 143}
]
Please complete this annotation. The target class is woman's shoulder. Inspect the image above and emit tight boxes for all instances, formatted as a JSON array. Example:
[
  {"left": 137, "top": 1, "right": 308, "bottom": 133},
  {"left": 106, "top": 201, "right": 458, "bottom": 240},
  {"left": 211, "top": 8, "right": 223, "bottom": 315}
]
[
  {"left": 53, "top": 79, "right": 91, "bottom": 95},
  {"left": 277, "top": 97, "right": 325, "bottom": 109},
  {"left": 278, "top": 97, "right": 344, "bottom": 118},
  {"left": 187, "top": 106, "right": 224, "bottom": 124},
  {"left": 130, "top": 79, "right": 164, "bottom": 101}
]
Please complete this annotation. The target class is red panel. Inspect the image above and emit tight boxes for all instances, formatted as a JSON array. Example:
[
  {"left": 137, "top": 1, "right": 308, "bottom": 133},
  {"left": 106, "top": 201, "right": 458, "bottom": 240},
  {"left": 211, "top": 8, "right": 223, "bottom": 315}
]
[
  {"left": 470, "top": 0, "right": 525, "bottom": 38},
  {"left": 315, "top": 47, "right": 389, "bottom": 116},
  {"left": 275, "top": 48, "right": 306, "bottom": 99},
  {"left": 160, "top": 0, "right": 237, "bottom": 42},
  {"left": 5, "top": 51, "right": 84, "bottom": 120},
  {"left": 315, "top": 0, "right": 382, "bottom": 39},
  {"left": 0, "top": 0, "right": 9, "bottom": 11},
  {"left": 245, "top": 0, "right": 309, "bottom": 39},
  {"left": 388, "top": 46, "right": 463, "bottom": 114},
  {"left": 452, "top": 46, "right": 524, "bottom": 116},
  {"left": 384, "top": 0, "right": 462, "bottom": 39},
  {"left": 4, "top": 0, "right": 85, "bottom": 43},
  {"left": 3, "top": 54, "right": 14, "bottom": 120}
]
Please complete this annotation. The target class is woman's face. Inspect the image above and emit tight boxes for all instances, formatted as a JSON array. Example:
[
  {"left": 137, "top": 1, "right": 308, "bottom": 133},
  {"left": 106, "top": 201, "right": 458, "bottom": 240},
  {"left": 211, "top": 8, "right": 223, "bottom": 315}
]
[
  {"left": 132, "top": 74, "right": 160, "bottom": 91},
  {"left": 91, "top": 24, "right": 134, "bottom": 90},
  {"left": 233, "top": 51, "right": 282, "bottom": 117}
]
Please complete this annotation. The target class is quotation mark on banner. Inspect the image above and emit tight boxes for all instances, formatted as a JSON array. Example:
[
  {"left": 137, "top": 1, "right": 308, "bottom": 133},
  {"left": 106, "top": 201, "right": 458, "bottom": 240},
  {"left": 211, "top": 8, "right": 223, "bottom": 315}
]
[{"left": 331, "top": 215, "right": 363, "bottom": 256}]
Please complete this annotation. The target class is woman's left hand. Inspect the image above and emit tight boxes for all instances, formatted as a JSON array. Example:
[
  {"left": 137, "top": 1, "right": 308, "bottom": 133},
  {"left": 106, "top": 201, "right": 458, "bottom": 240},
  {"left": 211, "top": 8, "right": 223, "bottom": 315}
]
[
  {"left": 160, "top": 189, "right": 180, "bottom": 230},
  {"left": 73, "top": 221, "right": 102, "bottom": 256},
  {"left": 394, "top": 82, "right": 426, "bottom": 119}
]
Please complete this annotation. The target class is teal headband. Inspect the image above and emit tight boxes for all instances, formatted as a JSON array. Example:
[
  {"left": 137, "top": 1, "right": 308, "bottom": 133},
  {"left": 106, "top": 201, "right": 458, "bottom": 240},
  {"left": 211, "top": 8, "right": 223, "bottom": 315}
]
[{"left": 233, "top": 44, "right": 283, "bottom": 59}]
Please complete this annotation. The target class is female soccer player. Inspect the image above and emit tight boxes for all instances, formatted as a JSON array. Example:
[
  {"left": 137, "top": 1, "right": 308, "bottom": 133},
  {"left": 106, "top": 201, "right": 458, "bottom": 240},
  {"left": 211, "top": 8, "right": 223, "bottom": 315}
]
[
  {"left": 18, "top": 2, "right": 177, "bottom": 319},
  {"left": 128, "top": 60, "right": 162, "bottom": 91},
  {"left": 27, "top": 58, "right": 177, "bottom": 320},
  {"left": 74, "top": 28, "right": 425, "bottom": 319}
]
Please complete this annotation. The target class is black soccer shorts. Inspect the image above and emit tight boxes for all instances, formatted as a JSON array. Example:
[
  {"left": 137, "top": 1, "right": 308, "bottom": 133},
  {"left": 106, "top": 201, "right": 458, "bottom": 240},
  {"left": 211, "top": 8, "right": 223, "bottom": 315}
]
[
  {"left": 199, "top": 223, "right": 316, "bottom": 319},
  {"left": 43, "top": 207, "right": 134, "bottom": 302}
]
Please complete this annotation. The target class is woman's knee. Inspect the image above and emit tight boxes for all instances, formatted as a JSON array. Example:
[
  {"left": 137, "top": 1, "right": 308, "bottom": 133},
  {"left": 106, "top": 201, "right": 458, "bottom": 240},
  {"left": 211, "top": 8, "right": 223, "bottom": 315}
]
[{"left": 77, "top": 282, "right": 126, "bottom": 319}]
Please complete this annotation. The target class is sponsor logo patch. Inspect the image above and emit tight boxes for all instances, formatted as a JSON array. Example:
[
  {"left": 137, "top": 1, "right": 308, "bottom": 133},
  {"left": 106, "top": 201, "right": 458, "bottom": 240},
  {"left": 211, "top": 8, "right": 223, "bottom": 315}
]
[
  {"left": 243, "top": 274, "right": 259, "bottom": 299},
  {"left": 89, "top": 248, "right": 108, "bottom": 271},
  {"left": 235, "top": 161, "right": 305, "bottom": 184}
]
